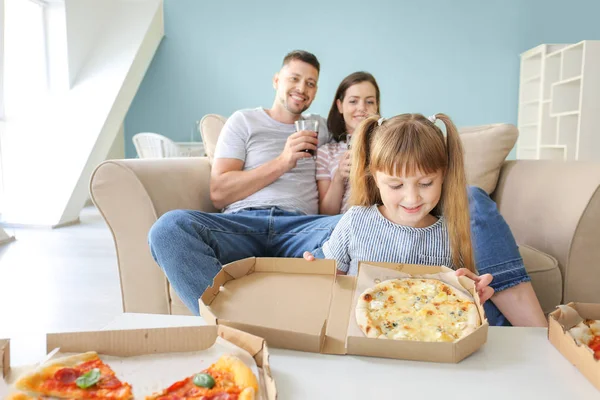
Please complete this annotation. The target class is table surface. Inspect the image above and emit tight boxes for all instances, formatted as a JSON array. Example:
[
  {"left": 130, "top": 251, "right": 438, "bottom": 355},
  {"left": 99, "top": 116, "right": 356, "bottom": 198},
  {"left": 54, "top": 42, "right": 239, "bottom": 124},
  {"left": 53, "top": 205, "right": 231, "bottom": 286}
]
[{"left": 6, "top": 313, "right": 599, "bottom": 399}]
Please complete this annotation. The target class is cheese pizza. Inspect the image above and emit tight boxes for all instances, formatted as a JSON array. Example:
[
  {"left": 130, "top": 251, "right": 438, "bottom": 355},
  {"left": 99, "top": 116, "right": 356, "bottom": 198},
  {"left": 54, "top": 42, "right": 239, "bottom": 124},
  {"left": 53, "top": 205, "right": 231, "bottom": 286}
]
[{"left": 356, "top": 278, "right": 480, "bottom": 342}]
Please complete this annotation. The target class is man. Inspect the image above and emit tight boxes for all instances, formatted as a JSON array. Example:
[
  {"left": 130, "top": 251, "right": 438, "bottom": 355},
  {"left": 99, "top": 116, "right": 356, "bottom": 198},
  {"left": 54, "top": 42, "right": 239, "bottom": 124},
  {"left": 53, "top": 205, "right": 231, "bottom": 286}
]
[{"left": 149, "top": 50, "right": 342, "bottom": 315}]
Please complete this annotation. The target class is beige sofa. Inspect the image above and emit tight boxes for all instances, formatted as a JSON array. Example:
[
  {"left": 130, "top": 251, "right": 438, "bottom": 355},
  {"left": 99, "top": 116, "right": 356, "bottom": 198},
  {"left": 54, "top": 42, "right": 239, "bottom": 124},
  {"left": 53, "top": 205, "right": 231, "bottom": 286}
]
[{"left": 90, "top": 120, "right": 600, "bottom": 316}]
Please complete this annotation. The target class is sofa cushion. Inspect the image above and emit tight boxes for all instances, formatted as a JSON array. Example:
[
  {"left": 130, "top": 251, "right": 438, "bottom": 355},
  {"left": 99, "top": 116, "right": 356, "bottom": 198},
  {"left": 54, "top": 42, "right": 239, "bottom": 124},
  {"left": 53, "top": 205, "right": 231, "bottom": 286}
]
[
  {"left": 199, "top": 114, "right": 227, "bottom": 164},
  {"left": 200, "top": 115, "right": 517, "bottom": 193},
  {"left": 519, "top": 244, "right": 562, "bottom": 314},
  {"left": 459, "top": 123, "right": 518, "bottom": 194},
  {"left": 169, "top": 285, "right": 194, "bottom": 316}
]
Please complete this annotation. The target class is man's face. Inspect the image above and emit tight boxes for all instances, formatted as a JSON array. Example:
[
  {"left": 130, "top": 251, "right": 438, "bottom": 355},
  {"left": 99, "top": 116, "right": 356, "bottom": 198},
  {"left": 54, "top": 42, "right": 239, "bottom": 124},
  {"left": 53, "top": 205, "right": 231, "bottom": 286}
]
[{"left": 273, "top": 59, "right": 319, "bottom": 116}]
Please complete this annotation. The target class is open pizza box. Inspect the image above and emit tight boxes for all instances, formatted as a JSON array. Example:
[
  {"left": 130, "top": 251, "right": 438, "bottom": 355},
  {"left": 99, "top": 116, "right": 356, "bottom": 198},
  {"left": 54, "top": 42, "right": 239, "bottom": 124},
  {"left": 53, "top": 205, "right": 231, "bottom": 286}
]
[
  {"left": 548, "top": 302, "right": 600, "bottom": 391},
  {"left": 199, "top": 257, "right": 489, "bottom": 363},
  {"left": 0, "top": 325, "right": 277, "bottom": 399}
]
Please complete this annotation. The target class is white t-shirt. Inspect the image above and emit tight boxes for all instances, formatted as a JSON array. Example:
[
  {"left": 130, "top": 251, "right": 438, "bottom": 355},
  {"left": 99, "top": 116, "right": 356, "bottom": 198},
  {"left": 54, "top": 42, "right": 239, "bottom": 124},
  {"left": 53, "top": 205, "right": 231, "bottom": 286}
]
[{"left": 213, "top": 108, "right": 330, "bottom": 215}]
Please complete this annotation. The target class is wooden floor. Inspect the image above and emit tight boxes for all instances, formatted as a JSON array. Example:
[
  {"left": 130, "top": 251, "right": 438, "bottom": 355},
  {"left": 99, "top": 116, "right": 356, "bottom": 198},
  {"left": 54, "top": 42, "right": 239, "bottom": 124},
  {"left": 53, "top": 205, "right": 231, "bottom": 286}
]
[{"left": 0, "top": 206, "right": 123, "bottom": 338}]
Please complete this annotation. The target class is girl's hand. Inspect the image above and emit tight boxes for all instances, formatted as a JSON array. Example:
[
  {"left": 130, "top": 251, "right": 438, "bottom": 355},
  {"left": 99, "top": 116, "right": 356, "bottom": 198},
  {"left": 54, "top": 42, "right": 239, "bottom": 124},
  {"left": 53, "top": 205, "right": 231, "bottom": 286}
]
[
  {"left": 303, "top": 251, "right": 346, "bottom": 276},
  {"left": 455, "top": 268, "right": 494, "bottom": 303}
]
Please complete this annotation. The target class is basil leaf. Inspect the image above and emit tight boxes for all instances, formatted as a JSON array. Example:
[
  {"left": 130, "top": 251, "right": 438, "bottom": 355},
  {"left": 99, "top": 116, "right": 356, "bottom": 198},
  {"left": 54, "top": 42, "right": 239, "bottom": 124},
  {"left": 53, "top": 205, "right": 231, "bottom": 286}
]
[
  {"left": 75, "top": 368, "right": 101, "bottom": 389},
  {"left": 193, "top": 373, "right": 215, "bottom": 389}
]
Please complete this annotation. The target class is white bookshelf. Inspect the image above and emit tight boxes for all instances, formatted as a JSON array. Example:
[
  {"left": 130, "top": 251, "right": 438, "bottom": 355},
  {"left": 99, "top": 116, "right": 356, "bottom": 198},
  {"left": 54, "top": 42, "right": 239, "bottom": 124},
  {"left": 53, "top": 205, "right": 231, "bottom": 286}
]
[{"left": 517, "top": 41, "right": 600, "bottom": 161}]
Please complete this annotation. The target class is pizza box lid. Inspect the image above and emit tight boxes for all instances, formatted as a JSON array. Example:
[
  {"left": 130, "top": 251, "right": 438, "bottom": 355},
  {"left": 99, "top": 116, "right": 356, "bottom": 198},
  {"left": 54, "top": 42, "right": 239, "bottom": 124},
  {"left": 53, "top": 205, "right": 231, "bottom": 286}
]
[
  {"left": 0, "top": 325, "right": 276, "bottom": 399},
  {"left": 199, "top": 257, "right": 489, "bottom": 363},
  {"left": 548, "top": 302, "right": 600, "bottom": 391}
]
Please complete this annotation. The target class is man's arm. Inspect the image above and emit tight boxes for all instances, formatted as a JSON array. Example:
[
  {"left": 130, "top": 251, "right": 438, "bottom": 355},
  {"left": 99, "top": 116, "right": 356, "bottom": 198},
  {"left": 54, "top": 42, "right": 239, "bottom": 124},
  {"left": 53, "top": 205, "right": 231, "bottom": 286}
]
[
  {"left": 210, "top": 157, "right": 288, "bottom": 209},
  {"left": 210, "top": 130, "right": 319, "bottom": 209}
]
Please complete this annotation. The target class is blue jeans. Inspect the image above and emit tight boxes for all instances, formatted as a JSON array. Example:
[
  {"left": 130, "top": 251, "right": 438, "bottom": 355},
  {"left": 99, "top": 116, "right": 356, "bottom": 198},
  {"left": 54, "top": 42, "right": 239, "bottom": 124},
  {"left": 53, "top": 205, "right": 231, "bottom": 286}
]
[
  {"left": 468, "top": 186, "right": 530, "bottom": 326},
  {"left": 148, "top": 207, "right": 342, "bottom": 314},
  {"left": 149, "top": 187, "right": 529, "bottom": 325}
]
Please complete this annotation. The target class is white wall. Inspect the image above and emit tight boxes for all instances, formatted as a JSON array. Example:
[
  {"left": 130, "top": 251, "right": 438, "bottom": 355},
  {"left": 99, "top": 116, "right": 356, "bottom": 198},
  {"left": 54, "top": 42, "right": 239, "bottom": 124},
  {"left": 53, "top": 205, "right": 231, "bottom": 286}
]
[{"left": 64, "top": 0, "right": 115, "bottom": 88}]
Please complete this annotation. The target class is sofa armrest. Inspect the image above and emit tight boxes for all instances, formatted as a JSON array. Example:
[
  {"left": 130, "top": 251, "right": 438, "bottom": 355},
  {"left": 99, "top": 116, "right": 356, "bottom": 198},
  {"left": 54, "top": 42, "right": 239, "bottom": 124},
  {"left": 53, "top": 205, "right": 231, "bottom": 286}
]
[
  {"left": 492, "top": 160, "right": 600, "bottom": 304},
  {"left": 89, "top": 157, "right": 217, "bottom": 314}
]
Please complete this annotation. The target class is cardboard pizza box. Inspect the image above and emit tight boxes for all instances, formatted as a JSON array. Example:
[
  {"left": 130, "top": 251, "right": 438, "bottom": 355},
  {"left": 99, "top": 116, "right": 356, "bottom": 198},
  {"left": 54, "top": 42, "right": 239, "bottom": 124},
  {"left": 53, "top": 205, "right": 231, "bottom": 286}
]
[
  {"left": 548, "top": 302, "right": 600, "bottom": 391},
  {"left": 0, "top": 325, "right": 277, "bottom": 399},
  {"left": 199, "top": 257, "right": 489, "bottom": 363}
]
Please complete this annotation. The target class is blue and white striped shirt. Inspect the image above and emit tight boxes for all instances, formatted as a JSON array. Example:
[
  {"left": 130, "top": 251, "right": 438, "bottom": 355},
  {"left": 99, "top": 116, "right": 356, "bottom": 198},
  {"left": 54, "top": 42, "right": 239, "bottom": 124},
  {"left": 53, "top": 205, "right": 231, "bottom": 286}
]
[{"left": 322, "top": 205, "right": 454, "bottom": 275}]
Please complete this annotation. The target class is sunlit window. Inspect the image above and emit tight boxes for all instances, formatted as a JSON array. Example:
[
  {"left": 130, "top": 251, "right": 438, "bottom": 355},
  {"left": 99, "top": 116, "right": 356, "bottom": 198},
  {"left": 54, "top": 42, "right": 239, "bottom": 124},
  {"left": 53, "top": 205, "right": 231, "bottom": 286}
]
[{"left": 3, "top": 0, "right": 49, "bottom": 120}]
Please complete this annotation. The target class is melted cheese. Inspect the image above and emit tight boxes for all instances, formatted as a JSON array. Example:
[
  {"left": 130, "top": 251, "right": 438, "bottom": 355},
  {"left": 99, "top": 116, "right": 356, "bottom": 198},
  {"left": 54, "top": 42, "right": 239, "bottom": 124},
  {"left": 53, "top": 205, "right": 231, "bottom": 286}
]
[{"left": 366, "top": 279, "right": 476, "bottom": 342}]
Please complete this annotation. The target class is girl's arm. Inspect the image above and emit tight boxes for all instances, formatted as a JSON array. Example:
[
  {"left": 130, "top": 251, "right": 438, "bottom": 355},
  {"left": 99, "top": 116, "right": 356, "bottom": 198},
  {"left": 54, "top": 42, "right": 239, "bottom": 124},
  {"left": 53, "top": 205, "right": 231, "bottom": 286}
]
[{"left": 491, "top": 282, "right": 548, "bottom": 327}]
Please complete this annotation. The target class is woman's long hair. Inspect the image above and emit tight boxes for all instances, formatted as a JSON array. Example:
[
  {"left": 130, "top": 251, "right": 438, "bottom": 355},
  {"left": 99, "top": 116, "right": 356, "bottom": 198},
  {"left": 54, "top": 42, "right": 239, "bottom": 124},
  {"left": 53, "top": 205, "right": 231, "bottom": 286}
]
[{"left": 327, "top": 71, "right": 380, "bottom": 143}]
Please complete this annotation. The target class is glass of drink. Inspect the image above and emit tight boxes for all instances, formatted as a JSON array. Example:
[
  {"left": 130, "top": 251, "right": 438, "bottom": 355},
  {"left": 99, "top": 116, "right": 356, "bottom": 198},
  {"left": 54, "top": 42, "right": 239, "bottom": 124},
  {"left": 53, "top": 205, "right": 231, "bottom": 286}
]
[{"left": 294, "top": 119, "right": 319, "bottom": 156}]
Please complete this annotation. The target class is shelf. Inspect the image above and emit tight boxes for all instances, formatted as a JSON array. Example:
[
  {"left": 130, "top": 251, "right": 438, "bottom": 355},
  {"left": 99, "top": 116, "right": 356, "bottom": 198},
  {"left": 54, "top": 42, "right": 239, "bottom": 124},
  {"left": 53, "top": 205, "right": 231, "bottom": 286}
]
[
  {"left": 522, "top": 75, "right": 541, "bottom": 83},
  {"left": 552, "top": 75, "right": 582, "bottom": 86},
  {"left": 521, "top": 100, "right": 540, "bottom": 106},
  {"left": 550, "top": 77, "right": 581, "bottom": 115},
  {"left": 550, "top": 110, "right": 580, "bottom": 118},
  {"left": 563, "top": 45, "right": 584, "bottom": 80},
  {"left": 546, "top": 42, "right": 582, "bottom": 58},
  {"left": 540, "top": 102, "right": 556, "bottom": 146}
]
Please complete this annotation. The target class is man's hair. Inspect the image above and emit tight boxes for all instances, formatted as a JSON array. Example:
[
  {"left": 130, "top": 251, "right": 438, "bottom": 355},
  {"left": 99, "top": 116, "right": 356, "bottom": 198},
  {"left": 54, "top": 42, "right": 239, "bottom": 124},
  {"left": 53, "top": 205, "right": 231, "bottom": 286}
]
[{"left": 282, "top": 50, "right": 320, "bottom": 73}]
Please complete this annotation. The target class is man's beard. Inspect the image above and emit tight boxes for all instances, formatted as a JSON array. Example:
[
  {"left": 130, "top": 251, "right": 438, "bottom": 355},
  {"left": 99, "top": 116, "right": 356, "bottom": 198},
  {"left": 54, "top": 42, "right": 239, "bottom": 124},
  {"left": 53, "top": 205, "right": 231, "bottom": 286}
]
[{"left": 281, "top": 94, "right": 309, "bottom": 115}]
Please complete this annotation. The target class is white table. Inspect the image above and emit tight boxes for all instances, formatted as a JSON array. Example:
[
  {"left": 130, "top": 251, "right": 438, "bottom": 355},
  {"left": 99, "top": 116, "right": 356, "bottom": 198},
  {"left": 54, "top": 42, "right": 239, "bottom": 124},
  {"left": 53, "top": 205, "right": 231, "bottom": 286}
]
[{"left": 7, "top": 313, "right": 599, "bottom": 399}]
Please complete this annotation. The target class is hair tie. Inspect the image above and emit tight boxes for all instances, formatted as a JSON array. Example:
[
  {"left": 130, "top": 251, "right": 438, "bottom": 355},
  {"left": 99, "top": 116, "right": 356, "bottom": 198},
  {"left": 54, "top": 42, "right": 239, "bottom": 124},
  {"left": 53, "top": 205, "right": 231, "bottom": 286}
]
[
  {"left": 377, "top": 117, "right": 385, "bottom": 126},
  {"left": 428, "top": 114, "right": 437, "bottom": 123}
]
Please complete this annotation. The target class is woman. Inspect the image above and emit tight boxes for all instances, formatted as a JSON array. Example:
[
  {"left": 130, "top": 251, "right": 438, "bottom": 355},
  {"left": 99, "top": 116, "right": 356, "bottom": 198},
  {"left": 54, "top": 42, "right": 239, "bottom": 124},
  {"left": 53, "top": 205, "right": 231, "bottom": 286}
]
[
  {"left": 316, "top": 72, "right": 380, "bottom": 215},
  {"left": 315, "top": 71, "right": 548, "bottom": 328}
]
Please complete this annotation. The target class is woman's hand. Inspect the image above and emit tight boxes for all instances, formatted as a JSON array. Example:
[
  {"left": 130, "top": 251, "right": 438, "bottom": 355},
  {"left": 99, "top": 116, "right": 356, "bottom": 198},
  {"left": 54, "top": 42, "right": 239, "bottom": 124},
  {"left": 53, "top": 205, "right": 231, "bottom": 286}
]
[
  {"left": 334, "top": 151, "right": 351, "bottom": 181},
  {"left": 455, "top": 269, "right": 494, "bottom": 303}
]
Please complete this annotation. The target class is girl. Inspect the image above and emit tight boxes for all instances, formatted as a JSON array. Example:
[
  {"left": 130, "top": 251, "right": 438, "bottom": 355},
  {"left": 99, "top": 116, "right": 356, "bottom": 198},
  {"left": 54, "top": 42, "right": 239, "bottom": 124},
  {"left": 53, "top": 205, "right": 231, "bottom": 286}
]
[
  {"left": 309, "top": 113, "right": 494, "bottom": 300},
  {"left": 316, "top": 72, "right": 379, "bottom": 215}
]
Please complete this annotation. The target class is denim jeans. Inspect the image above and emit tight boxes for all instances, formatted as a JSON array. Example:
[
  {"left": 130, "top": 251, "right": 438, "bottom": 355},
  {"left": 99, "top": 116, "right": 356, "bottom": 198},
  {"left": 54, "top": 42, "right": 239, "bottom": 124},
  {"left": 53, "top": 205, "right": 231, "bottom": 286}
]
[
  {"left": 149, "top": 187, "right": 529, "bottom": 325},
  {"left": 148, "top": 207, "right": 342, "bottom": 314}
]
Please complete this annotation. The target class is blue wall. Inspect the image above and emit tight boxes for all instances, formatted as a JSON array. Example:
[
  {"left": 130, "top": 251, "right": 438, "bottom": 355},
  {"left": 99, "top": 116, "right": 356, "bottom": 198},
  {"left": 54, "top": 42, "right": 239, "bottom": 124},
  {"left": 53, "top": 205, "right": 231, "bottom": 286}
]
[{"left": 124, "top": 0, "right": 600, "bottom": 158}]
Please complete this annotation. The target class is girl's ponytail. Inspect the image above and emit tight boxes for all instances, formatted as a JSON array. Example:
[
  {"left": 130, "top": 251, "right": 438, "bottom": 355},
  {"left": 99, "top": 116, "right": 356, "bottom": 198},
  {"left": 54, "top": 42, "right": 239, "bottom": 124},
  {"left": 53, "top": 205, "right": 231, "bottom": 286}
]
[
  {"left": 435, "top": 113, "right": 475, "bottom": 273},
  {"left": 349, "top": 116, "right": 382, "bottom": 206}
]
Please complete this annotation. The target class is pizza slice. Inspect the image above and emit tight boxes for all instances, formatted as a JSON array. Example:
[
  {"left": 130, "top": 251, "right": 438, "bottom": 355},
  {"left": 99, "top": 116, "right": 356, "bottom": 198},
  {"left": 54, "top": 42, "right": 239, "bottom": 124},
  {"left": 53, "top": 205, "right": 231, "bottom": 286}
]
[
  {"left": 568, "top": 319, "right": 600, "bottom": 360},
  {"left": 146, "top": 354, "right": 258, "bottom": 400},
  {"left": 13, "top": 351, "right": 132, "bottom": 399}
]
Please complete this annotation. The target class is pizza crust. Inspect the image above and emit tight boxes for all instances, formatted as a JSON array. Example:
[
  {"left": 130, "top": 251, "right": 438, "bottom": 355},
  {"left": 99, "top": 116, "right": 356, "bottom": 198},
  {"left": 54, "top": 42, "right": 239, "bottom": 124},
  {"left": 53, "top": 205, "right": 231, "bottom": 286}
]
[
  {"left": 356, "top": 278, "right": 480, "bottom": 342},
  {"left": 145, "top": 354, "right": 258, "bottom": 400},
  {"left": 213, "top": 354, "right": 258, "bottom": 400},
  {"left": 15, "top": 352, "right": 99, "bottom": 394},
  {"left": 14, "top": 351, "right": 132, "bottom": 400}
]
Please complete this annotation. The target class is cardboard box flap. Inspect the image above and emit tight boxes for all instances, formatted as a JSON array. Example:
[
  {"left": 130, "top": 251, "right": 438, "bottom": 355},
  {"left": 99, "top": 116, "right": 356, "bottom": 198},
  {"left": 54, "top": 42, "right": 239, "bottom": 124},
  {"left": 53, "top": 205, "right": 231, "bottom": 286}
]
[
  {"left": 220, "top": 319, "right": 326, "bottom": 353},
  {"left": 251, "top": 258, "right": 336, "bottom": 274},
  {"left": 323, "top": 275, "right": 355, "bottom": 355},
  {"left": 0, "top": 339, "right": 9, "bottom": 379},
  {"left": 47, "top": 327, "right": 220, "bottom": 357},
  {"left": 217, "top": 325, "right": 266, "bottom": 365},
  {"left": 204, "top": 270, "right": 333, "bottom": 335}
]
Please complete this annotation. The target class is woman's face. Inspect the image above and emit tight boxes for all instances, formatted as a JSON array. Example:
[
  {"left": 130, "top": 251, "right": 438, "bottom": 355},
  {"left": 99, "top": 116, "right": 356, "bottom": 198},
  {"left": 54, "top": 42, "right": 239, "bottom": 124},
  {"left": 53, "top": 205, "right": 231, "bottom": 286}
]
[{"left": 336, "top": 81, "right": 378, "bottom": 135}]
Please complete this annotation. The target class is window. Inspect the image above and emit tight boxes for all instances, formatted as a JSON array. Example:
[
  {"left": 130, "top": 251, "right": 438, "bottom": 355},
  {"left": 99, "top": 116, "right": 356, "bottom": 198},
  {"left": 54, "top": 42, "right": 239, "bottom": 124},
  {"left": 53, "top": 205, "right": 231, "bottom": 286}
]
[{"left": 3, "top": 0, "right": 48, "bottom": 120}]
